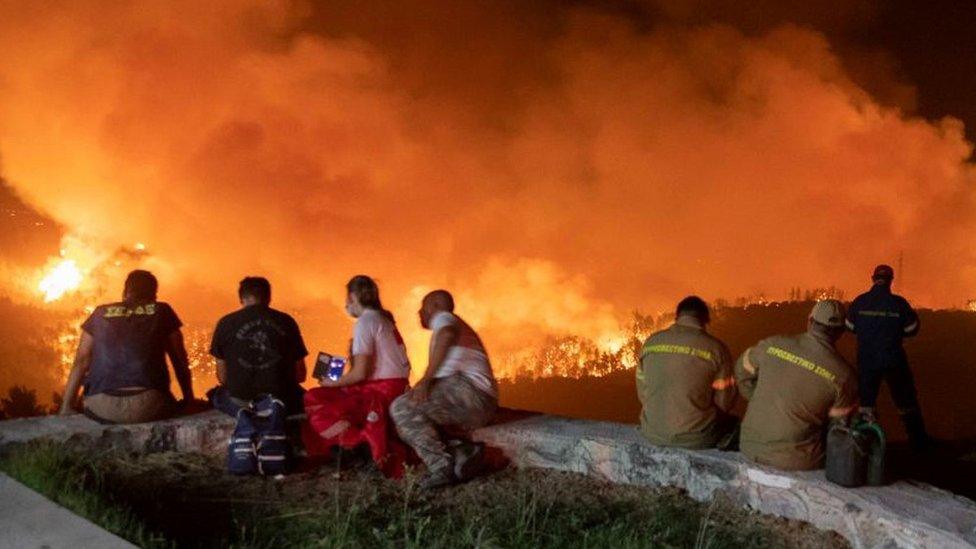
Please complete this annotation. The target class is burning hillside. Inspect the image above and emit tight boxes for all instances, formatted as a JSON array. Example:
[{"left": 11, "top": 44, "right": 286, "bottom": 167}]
[{"left": 1, "top": 1, "right": 976, "bottom": 400}]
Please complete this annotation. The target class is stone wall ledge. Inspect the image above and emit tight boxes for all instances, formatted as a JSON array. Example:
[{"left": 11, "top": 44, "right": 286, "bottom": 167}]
[{"left": 2, "top": 410, "right": 975, "bottom": 548}]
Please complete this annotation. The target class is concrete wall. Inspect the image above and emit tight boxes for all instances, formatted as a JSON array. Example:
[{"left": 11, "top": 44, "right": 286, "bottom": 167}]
[
  {"left": 2, "top": 411, "right": 975, "bottom": 548},
  {"left": 0, "top": 473, "right": 135, "bottom": 549}
]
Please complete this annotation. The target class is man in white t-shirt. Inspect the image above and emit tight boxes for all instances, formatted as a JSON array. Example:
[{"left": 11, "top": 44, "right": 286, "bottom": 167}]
[{"left": 390, "top": 290, "right": 498, "bottom": 489}]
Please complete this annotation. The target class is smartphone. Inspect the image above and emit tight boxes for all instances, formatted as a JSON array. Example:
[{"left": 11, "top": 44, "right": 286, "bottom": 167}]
[{"left": 313, "top": 352, "right": 346, "bottom": 381}]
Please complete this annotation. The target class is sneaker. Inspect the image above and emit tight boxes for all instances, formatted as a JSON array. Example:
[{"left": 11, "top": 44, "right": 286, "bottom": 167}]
[
  {"left": 419, "top": 467, "right": 456, "bottom": 490},
  {"left": 452, "top": 441, "right": 485, "bottom": 481}
]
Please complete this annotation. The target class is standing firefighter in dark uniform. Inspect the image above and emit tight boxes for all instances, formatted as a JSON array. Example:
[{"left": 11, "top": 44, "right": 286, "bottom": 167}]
[{"left": 846, "top": 264, "right": 929, "bottom": 450}]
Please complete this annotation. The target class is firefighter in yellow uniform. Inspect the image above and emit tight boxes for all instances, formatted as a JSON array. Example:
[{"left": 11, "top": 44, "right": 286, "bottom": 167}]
[
  {"left": 637, "top": 296, "right": 738, "bottom": 449},
  {"left": 735, "top": 300, "right": 858, "bottom": 470}
]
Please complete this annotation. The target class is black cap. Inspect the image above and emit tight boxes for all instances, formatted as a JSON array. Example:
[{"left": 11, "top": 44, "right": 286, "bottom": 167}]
[{"left": 872, "top": 264, "right": 894, "bottom": 281}]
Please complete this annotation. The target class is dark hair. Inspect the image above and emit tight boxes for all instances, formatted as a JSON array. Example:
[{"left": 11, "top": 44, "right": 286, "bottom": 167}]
[
  {"left": 123, "top": 270, "right": 158, "bottom": 304},
  {"left": 347, "top": 275, "right": 395, "bottom": 324},
  {"left": 239, "top": 277, "right": 271, "bottom": 304},
  {"left": 676, "top": 295, "right": 710, "bottom": 323}
]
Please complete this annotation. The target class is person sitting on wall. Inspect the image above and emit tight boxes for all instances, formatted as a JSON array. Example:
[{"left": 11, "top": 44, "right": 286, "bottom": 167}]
[
  {"left": 390, "top": 290, "right": 498, "bottom": 489},
  {"left": 208, "top": 277, "right": 308, "bottom": 416},
  {"left": 59, "top": 270, "right": 194, "bottom": 423},
  {"left": 302, "top": 275, "right": 412, "bottom": 478},
  {"left": 734, "top": 300, "right": 858, "bottom": 471},
  {"left": 637, "top": 296, "right": 739, "bottom": 449}
]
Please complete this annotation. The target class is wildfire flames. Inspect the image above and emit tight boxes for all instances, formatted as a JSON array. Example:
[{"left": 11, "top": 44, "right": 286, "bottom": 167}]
[
  {"left": 38, "top": 258, "right": 83, "bottom": 303},
  {"left": 3, "top": 2, "right": 976, "bottom": 395}
]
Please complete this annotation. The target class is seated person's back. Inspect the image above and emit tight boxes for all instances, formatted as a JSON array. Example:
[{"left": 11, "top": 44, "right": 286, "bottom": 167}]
[
  {"left": 638, "top": 296, "right": 736, "bottom": 448},
  {"left": 85, "top": 300, "right": 180, "bottom": 394},
  {"left": 59, "top": 270, "right": 194, "bottom": 423},
  {"left": 210, "top": 277, "right": 307, "bottom": 412},
  {"left": 353, "top": 307, "right": 411, "bottom": 381},
  {"left": 735, "top": 300, "right": 857, "bottom": 471}
]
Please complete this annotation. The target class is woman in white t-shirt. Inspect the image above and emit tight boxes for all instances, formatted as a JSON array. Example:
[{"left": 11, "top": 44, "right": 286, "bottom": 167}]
[{"left": 303, "top": 275, "right": 412, "bottom": 477}]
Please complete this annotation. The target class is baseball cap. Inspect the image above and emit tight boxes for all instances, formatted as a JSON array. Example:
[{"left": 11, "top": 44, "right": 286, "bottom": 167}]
[
  {"left": 872, "top": 264, "right": 894, "bottom": 280},
  {"left": 809, "top": 299, "right": 846, "bottom": 328}
]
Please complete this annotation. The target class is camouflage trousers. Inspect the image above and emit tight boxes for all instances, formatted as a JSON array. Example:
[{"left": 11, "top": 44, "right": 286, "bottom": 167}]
[{"left": 390, "top": 373, "right": 498, "bottom": 472}]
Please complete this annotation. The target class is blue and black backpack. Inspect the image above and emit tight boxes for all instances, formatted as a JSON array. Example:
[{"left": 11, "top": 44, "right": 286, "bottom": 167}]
[
  {"left": 252, "top": 394, "right": 291, "bottom": 475},
  {"left": 226, "top": 395, "right": 292, "bottom": 476},
  {"left": 228, "top": 407, "right": 259, "bottom": 475}
]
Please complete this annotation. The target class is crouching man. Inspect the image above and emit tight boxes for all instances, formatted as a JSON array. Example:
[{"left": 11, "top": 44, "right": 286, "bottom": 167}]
[
  {"left": 735, "top": 300, "right": 858, "bottom": 470},
  {"left": 391, "top": 290, "right": 498, "bottom": 489},
  {"left": 637, "top": 296, "right": 738, "bottom": 449}
]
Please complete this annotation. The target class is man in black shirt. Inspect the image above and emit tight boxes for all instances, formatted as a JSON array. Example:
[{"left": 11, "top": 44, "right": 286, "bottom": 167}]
[
  {"left": 209, "top": 277, "right": 308, "bottom": 415},
  {"left": 59, "top": 270, "right": 194, "bottom": 423}
]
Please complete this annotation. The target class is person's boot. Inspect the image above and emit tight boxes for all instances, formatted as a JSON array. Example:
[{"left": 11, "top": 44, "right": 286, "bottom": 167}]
[
  {"left": 901, "top": 409, "right": 931, "bottom": 452},
  {"left": 419, "top": 466, "right": 456, "bottom": 490},
  {"left": 332, "top": 444, "right": 370, "bottom": 470},
  {"left": 450, "top": 441, "right": 486, "bottom": 481},
  {"left": 717, "top": 423, "right": 740, "bottom": 452}
]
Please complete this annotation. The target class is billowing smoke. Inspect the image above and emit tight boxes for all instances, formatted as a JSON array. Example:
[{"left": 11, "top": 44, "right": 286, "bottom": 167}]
[{"left": 1, "top": 0, "right": 974, "bottom": 376}]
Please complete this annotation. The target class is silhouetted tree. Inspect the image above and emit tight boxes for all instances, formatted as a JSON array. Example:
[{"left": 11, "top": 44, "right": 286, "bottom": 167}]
[{"left": 0, "top": 385, "right": 46, "bottom": 418}]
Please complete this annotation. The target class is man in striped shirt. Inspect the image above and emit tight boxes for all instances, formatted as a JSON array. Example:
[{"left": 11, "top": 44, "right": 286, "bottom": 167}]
[{"left": 636, "top": 296, "right": 738, "bottom": 449}]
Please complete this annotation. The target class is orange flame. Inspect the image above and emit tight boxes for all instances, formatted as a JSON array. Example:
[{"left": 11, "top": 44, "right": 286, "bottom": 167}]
[{"left": 38, "top": 259, "right": 83, "bottom": 302}]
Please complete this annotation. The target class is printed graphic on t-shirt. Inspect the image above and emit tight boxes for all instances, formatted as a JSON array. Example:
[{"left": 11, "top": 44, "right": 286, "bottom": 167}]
[
  {"left": 104, "top": 303, "right": 158, "bottom": 318},
  {"left": 235, "top": 318, "right": 286, "bottom": 370}
]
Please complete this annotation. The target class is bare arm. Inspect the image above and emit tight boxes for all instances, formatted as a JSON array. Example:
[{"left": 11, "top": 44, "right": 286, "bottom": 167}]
[
  {"left": 423, "top": 326, "right": 458, "bottom": 382},
  {"left": 410, "top": 326, "right": 459, "bottom": 402},
  {"left": 167, "top": 329, "right": 194, "bottom": 401},
  {"left": 60, "top": 331, "right": 94, "bottom": 414},
  {"left": 319, "top": 353, "right": 373, "bottom": 388}
]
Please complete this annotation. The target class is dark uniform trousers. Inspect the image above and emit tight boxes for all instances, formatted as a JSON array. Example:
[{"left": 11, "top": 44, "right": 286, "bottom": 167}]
[{"left": 858, "top": 349, "right": 919, "bottom": 411}]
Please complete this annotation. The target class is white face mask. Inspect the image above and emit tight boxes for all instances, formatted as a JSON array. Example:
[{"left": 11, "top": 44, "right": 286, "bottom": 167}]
[{"left": 346, "top": 294, "right": 362, "bottom": 318}]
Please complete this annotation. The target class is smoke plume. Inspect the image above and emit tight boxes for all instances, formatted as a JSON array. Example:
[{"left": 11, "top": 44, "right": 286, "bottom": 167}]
[{"left": 1, "top": 0, "right": 974, "bottom": 372}]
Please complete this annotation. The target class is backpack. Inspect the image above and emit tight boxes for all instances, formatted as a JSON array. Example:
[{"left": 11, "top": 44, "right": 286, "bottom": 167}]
[
  {"left": 252, "top": 394, "right": 292, "bottom": 476},
  {"left": 226, "top": 394, "right": 292, "bottom": 476},
  {"left": 227, "top": 408, "right": 259, "bottom": 475}
]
